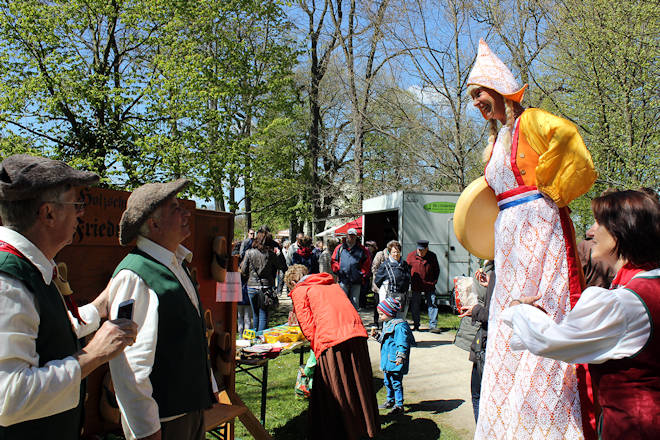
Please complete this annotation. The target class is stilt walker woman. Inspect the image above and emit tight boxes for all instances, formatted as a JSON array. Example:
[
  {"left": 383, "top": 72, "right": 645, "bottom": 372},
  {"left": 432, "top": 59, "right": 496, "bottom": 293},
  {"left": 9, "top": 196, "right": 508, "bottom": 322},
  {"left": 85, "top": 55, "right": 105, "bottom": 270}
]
[{"left": 466, "top": 39, "right": 597, "bottom": 439}]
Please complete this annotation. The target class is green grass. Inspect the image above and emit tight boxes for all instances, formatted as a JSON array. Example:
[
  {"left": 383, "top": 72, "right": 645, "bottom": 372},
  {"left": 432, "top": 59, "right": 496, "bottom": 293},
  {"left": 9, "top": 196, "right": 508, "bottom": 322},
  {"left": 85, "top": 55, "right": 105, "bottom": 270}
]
[
  {"left": 427, "top": 309, "right": 461, "bottom": 331},
  {"left": 229, "top": 311, "right": 466, "bottom": 440},
  {"left": 231, "top": 348, "right": 308, "bottom": 440}
]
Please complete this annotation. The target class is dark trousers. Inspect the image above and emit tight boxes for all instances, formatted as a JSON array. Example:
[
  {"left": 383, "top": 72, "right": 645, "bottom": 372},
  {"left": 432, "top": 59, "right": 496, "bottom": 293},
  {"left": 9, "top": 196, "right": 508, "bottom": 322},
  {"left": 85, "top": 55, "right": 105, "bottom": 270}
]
[
  {"left": 359, "top": 281, "right": 370, "bottom": 308},
  {"left": 410, "top": 291, "right": 423, "bottom": 327},
  {"left": 470, "top": 362, "right": 482, "bottom": 423},
  {"left": 161, "top": 410, "right": 205, "bottom": 440}
]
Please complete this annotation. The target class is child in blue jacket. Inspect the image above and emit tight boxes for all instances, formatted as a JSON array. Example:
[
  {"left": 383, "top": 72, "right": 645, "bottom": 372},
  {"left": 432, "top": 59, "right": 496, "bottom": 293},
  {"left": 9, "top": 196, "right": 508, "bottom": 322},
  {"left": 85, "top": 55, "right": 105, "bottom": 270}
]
[{"left": 372, "top": 297, "right": 416, "bottom": 415}]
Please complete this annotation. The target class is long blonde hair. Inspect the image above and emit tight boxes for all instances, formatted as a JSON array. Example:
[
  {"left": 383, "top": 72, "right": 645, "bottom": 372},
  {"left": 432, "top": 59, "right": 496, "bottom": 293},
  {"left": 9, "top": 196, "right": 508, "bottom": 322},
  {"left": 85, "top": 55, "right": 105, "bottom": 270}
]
[{"left": 481, "top": 98, "right": 517, "bottom": 163}]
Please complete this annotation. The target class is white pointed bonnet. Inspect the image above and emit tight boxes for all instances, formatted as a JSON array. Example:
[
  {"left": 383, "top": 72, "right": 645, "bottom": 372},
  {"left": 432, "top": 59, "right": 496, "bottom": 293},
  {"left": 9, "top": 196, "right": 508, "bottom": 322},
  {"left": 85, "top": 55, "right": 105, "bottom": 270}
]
[{"left": 467, "top": 39, "right": 527, "bottom": 109}]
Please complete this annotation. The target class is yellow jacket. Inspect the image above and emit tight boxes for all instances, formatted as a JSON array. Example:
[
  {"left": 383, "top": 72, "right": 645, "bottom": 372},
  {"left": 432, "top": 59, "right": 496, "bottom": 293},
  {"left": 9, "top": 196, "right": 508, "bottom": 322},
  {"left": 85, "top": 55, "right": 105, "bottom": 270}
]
[{"left": 516, "top": 108, "right": 597, "bottom": 207}]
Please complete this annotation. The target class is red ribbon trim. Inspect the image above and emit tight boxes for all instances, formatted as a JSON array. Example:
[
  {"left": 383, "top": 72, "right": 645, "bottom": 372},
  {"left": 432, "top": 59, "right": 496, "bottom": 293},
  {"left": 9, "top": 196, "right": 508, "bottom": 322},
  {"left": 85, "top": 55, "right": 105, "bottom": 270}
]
[{"left": 0, "top": 241, "right": 85, "bottom": 325}]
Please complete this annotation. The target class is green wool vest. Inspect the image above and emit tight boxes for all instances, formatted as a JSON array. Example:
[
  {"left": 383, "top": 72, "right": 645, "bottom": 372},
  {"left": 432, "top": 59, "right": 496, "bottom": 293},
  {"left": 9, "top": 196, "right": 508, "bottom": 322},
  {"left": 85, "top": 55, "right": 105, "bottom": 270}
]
[
  {"left": 0, "top": 252, "right": 83, "bottom": 440},
  {"left": 112, "top": 249, "right": 214, "bottom": 418}
]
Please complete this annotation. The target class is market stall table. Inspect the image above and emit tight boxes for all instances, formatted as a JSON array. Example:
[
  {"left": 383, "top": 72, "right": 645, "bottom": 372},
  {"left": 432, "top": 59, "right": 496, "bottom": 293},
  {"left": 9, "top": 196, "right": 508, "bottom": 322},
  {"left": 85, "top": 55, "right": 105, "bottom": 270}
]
[
  {"left": 235, "top": 332, "right": 309, "bottom": 428},
  {"left": 235, "top": 357, "right": 269, "bottom": 427}
]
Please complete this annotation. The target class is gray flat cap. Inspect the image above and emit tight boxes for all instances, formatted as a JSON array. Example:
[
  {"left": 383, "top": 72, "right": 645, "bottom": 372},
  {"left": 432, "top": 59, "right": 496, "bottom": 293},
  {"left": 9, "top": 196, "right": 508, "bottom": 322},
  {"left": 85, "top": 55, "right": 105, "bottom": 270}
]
[
  {"left": 119, "top": 178, "right": 189, "bottom": 246},
  {"left": 0, "top": 154, "right": 99, "bottom": 201}
]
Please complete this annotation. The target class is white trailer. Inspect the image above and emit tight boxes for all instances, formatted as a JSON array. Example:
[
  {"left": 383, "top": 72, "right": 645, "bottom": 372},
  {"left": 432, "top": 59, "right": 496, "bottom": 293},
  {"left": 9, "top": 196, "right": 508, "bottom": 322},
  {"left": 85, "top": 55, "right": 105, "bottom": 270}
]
[{"left": 362, "top": 190, "right": 480, "bottom": 308}]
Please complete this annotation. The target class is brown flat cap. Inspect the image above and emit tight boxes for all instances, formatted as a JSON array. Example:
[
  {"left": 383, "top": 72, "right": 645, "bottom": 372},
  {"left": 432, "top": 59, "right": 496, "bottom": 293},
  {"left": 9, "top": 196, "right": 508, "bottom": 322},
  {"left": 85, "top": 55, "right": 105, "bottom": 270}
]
[
  {"left": 0, "top": 154, "right": 99, "bottom": 201},
  {"left": 119, "top": 178, "right": 189, "bottom": 246}
]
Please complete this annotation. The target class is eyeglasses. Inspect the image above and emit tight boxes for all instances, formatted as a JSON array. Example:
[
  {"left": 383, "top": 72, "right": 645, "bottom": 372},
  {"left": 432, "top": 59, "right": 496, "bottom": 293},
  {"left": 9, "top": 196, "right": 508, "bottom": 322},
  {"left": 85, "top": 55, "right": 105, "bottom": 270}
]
[{"left": 46, "top": 200, "right": 86, "bottom": 213}]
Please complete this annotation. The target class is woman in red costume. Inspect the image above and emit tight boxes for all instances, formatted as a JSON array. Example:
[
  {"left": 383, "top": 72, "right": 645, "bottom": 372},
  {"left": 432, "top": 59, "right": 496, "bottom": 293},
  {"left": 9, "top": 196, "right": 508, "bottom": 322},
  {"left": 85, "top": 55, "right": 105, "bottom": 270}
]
[{"left": 502, "top": 190, "right": 660, "bottom": 440}]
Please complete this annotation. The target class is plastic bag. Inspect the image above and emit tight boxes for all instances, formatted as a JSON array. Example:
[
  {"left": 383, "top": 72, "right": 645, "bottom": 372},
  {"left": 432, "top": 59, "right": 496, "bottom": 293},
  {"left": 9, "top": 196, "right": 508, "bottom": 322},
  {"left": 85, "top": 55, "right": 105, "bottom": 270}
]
[
  {"left": 295, "top": 352, "right": 316, "bottom": 399},
  {"left": 454, "top": 276, "right": 478, "bottom": 310},
  {"left": 295, "top": 368, "right": 311, "bottom": 399}
]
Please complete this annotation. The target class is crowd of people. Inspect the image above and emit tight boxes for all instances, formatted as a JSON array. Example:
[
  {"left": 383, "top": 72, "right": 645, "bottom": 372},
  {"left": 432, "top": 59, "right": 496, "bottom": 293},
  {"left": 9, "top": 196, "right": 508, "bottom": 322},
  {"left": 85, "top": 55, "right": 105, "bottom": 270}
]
[
  {"left": 0, "top": 37, "right": 658, "bottom": 440},
  {"left": 233, "top": 222, "right": 445, "bottom": 338}
]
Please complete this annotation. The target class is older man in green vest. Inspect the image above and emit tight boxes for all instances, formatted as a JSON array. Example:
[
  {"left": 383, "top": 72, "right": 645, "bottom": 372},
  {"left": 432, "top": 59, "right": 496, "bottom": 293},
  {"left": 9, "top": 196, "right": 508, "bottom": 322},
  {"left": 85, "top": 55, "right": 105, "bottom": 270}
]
[
  {"left": 108, "top": 179, "right": 222, "bottom": 440},
  {"left": 0, "top": 154, "right": 137, "bottom": 439}
]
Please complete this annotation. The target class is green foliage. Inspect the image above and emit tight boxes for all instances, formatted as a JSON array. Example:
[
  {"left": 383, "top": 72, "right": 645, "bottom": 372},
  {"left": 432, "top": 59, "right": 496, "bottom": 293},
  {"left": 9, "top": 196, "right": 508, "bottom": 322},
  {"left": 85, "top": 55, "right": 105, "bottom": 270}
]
[
  {"left": 1, "top": 0, "right": 655, "bottom": 230},
  {"left": 0, "top": 0, "right": 303, "bottom": 220},
  {"left": 151, "top": 0, "right": 302, "bottom": 211},
  {"left": 542, "top": 0, "right": 659, "bottom": 190},
  {"left": 536, "top": 0, "right": 660, "bottom": 230},
  {"left": 0, "top": 134, "right": 42, "bottom": 158},
  {"left": 0, "top": 0, "right": 169, "bottom": 184},
  {"left": 250, "top": 112, "right": 311, "bottom": 227}
]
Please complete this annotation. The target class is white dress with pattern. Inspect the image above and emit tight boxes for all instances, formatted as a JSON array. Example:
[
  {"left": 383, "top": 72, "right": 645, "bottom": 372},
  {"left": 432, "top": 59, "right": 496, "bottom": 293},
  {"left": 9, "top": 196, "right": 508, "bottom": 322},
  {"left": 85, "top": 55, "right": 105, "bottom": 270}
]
[{"left": 474, "top": 122, "right": 583, "bottom": 439}]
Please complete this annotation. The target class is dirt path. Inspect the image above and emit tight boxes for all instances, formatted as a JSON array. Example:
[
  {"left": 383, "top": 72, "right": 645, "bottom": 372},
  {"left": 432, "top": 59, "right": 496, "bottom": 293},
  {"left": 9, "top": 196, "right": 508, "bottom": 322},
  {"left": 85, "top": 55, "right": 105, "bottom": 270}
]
[{"left": 362, "top": 312, "right": 476, "bottom": 439}]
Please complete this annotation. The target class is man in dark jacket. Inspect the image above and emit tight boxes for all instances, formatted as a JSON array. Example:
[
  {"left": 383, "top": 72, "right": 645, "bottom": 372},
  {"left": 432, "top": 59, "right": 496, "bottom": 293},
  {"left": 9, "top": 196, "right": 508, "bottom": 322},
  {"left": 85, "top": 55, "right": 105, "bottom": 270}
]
[
  {"left": 406, "top": 240, "right": 440, "bottom": 332},
  {"left": 331, "top": 228, "right": 371, "bottom": 309},
  {"left": 238, "top": 228, "right": 255, "bottom": 262}
]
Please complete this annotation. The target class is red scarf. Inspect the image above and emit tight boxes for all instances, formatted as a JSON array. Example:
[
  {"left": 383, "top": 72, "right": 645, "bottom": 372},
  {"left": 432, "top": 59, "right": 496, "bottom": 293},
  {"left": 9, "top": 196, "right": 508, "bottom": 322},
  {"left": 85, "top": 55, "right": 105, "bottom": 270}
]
[{"left": 297, "top": 246, "right": 312, "bottom": 258}]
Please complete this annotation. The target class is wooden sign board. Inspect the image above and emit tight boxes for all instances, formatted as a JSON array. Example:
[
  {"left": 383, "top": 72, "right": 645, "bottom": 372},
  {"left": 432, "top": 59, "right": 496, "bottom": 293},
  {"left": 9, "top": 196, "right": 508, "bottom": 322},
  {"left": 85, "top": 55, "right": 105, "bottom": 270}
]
[{"left": 71, "top": 186, "right": 196, "bottom": 248}]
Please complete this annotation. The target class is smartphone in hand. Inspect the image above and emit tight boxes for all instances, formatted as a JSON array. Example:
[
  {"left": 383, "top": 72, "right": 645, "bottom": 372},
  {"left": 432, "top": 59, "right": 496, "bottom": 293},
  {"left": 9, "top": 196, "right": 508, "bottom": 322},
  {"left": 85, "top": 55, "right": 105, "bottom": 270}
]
[{"left": 117, "top": 299, "right": 135, "bottom": 320}]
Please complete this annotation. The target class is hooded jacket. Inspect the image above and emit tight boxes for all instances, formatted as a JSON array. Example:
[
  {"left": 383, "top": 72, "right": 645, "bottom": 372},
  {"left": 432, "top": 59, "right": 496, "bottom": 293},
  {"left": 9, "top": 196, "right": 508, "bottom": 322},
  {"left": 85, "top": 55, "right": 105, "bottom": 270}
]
[
  {"left": 292, "top": 246, "right": 319, "bottom": 274},
  {"left": 289, "top": 272, "right": 367, "bottom": 356},
  {"left": 378, "top": 318, "right": 416, "bottom": 374}
]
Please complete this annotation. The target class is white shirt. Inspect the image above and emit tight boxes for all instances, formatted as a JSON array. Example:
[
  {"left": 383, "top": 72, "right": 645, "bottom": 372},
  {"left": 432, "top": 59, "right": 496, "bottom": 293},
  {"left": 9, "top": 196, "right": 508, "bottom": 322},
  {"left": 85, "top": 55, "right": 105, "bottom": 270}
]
[
  {"left": 0, "top": 227, "right": 100, "bottom": 427},
  {"left": 500, "top": 272, "right": 657, "bottom": 364},
  {"left": 108, "top": 236, "right": 217, "bottom": 439}
]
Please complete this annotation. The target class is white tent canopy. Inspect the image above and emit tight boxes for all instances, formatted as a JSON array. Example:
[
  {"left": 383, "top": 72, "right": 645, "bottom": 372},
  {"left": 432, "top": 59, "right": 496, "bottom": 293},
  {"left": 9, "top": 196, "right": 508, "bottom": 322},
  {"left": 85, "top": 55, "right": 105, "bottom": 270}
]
[{"left": 315, "top": 225, "right": 340, "bottom": 237}]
